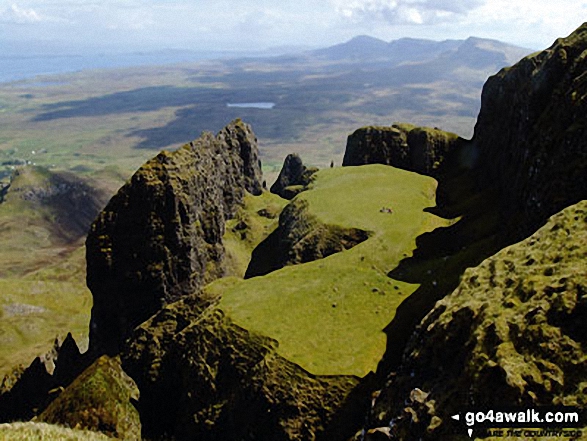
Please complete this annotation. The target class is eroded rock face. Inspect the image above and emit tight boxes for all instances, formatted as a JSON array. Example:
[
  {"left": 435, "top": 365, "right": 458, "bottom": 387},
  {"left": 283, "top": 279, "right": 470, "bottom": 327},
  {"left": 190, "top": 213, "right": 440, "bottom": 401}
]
[
  {"left": 366, "top": 201, "right": 587, "bottom": 440},
  {"left": 122, "top": 294, "right": 362, "bottom": 441},
  {"left": 86, "top": 119, "right": 263, "bottom": 355},
  {"left": 270, "top": 153, "right": 318, "bottom": 199},
  {"left": 342, "top": 124, "right": 463, "bottom": 177},
  {"left": 474, "top": 24, "right": 587, "bottom": 229}
]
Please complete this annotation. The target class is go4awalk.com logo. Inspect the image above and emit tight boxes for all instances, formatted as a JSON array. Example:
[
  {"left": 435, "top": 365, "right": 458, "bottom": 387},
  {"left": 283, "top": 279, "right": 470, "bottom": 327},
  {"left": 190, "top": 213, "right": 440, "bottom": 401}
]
[{"left": 450, "top": 407, "right": 584, "bottom": 438}]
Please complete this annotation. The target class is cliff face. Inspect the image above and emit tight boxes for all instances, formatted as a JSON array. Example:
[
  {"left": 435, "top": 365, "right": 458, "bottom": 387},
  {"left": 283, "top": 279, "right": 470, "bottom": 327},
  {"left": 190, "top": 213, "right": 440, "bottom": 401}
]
[
  {"left": 473, "top": 24, "right": 587, "bottom": 228},
  {"left": 86, "top": 119, "right": 262, "bottom": 355},
  {"left": 342, "top": 123, "right": 463, "bottom": 177},
  {"left": 368, "top": 200, "right": 587, "bottom": 439}
]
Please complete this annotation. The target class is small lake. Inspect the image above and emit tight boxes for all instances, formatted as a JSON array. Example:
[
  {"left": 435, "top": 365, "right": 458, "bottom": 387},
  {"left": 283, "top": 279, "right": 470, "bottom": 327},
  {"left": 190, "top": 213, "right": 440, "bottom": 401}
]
[{"left": 226, "top": 102, "right": 275, "bottom": 109}]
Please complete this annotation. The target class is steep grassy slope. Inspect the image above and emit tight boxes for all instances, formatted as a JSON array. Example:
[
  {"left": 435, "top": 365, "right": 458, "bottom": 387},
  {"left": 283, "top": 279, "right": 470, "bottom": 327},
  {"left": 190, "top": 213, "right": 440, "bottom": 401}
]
[
  {"left": 222, "top": 191, "right": 287, "bottom": 278},
  {"left": 214, "top": 164, "right": 451, "bottom": 377},
  {"left": 0, "top": 166, "right": 108, "bottom": 376}
]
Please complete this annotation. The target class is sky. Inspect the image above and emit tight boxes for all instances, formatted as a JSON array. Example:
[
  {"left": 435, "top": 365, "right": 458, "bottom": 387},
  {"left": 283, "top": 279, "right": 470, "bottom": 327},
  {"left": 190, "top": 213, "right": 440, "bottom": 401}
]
[{"left": 1, "top": 0, "right": 586, "bottom": 53}]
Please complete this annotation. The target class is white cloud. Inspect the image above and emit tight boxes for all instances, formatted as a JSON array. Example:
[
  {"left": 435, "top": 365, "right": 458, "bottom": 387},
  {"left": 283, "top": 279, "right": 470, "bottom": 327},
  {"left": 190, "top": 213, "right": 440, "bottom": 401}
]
[
  {"left": 458, "top": 0, "right": 587, "bottom": 48},
  {"left": 1, "top": 3, "right": 42, "bottom": 23},
  {"left": 0, "top": 0, "right": 585, "bottom": 52},
  {"left": 332, "top": 0, "right": 484, "bottom": 26}
]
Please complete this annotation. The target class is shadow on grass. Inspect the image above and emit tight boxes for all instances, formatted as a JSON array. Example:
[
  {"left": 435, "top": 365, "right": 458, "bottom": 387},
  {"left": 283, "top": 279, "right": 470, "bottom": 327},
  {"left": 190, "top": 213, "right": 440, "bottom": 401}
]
[{"left": 375, "top": 161, "right": 548, "bottom": 377}]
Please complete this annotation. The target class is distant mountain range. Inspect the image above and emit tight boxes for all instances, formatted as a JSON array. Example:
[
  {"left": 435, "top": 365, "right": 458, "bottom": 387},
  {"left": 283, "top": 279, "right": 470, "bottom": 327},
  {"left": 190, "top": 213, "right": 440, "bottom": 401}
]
[
  {"left": 310, "top": 34, "right": 530, "bottom": 66},
  {"left": 0, "top": 35, "right": 530, "bottom": 84}
]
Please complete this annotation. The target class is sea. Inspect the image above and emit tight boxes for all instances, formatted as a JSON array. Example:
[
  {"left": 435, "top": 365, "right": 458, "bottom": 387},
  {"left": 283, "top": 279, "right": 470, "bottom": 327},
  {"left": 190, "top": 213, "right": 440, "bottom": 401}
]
[{"left": 0, "top": 51, "right": 239, "bottom": 84}]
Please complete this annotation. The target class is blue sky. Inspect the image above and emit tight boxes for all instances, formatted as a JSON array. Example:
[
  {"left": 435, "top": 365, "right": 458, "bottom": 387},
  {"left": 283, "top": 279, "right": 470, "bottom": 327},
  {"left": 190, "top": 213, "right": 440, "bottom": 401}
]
[{"left": 1, "top": 0, "right": 586, "bottom": 53}]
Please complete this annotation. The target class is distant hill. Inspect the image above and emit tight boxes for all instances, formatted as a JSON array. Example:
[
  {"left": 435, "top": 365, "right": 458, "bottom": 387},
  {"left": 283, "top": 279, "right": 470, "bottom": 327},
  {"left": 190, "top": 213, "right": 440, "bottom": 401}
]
[{"left": 309, "top": 34, "right": 530, "bottom": 67}]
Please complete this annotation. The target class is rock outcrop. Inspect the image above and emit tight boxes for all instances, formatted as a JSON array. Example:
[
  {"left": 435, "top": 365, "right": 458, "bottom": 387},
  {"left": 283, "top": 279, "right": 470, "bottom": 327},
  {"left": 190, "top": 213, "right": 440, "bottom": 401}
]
[
  {"left": 342, "top": 124, "right": 463, "bottom": 177},
  {"left": 121, "top": 293, "right": 363, "bottom": 441},
  {"left": 473, "top": 24, "right": 587, "bottom": 230},
  {"left": 39, "top": 356, "right": 141, "bottom": 440},
  {"left": 366, "top": 200, "right": 587, "bottom": 440},
  {"left": 270, "top": 153, "right": 318, "bottom": 199},
  {"left": 86, "top": 119, "right": 263, "bottom": 355},
  {"left": 0, "top": 333, "right": 91, "bottom": 423},
  {"left": 352, "top": 24, "right": 587, "bottom": 440},
  {"left": 245, "top": 198, "right": 369, "bottom": 278}
]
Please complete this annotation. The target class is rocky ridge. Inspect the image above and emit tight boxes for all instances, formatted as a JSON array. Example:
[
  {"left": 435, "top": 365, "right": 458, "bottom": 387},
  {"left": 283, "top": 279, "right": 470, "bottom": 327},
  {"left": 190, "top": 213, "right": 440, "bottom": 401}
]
[
  {"left": 86, "top": 119, "right": 262, "bottom": 355},
  {"left": 122, "top": 293, "right": 364, "bottom": 441},
  {"left": 0, "top": 333, "right": 91, "bottom": 423}
]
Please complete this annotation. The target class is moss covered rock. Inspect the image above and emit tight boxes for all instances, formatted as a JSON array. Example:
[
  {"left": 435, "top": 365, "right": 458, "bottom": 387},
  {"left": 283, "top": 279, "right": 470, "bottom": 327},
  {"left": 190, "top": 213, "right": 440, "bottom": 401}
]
[
  {"left": 342, "top": 124, "right": 462, "bottom": 177},
  {"left": 270, "top": 153, "right": 318, "bottom": 199},
  {"left": 39, "top": 356, "right": 140, "bottom": 440},
  {"left": 245, "top": 197, "right": 369, "bottom": 278},
  {"left": 474, "top": 23, "right": 587, "bottom": 231},
  {"left": 86, "top": 119, "right": 263, "bottom": 355},
  {"left": 122, "top": 293, "right": 362, "bottom": 441},
  {"left": 367, "top": 201, "right": 587, "bottom": 440}
]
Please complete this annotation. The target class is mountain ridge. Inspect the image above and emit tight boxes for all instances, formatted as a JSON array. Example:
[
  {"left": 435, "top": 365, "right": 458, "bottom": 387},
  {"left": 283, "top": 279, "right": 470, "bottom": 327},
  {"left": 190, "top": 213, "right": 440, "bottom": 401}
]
[{"left": 0, "top": 24, "right": 586, "bottom": 441}]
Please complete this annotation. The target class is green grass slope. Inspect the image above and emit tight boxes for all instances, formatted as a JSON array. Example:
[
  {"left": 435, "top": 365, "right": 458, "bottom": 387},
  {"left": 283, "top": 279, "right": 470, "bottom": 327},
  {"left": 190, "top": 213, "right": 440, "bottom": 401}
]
[
  {"left": 0, "top": 166, "right": 107, "bottom": 376},
  {"left": 0, "top": 422, "right": 112, "bottom": 440},
  {"left": 223, "top": 191, "right": 287, "bottom": 278},
  {"left": 213, "top": 164, "right": 451, "bottom": 377}
]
